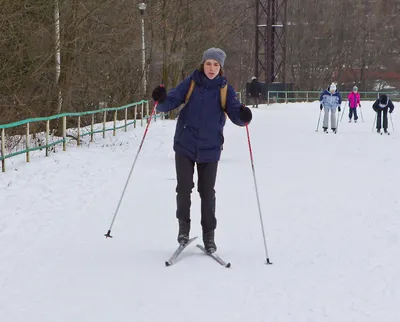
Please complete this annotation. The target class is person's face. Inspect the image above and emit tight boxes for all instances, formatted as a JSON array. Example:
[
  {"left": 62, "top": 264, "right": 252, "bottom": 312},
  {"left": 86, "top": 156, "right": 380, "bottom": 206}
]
[{"left": 203, "top": 59, "right": 221, "bottom": 80}]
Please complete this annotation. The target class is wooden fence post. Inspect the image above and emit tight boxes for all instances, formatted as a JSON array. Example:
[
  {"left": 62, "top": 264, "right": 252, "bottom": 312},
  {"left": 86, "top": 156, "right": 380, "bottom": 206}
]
[
  {"left": 26, "top": 123, "right": 30, "bottom": 163},
  {"left": 46, "top": 120, "right": 49, "bottom": 156},
  {"left": 124, "top": 108, "right": 128, "bottom": 132},
  {"left": 63, "top": 116, "right": 67, "bottom": 151},
  {"left": 103, "top": 111, "right": 106, "bottom": 138},
  {"left": 141, "top": 102, "right": 144, "bottom": 127},
  {"left": 1, "top": 128, "right": 5, "bottom": 172},
  {"left": 146, "top": 101, "right": 149, "bottom": 122},
  {"left": 134, "top": 105, "right": 137, "bottom": 128},
  {"left": 113, "top": 110, "right": 117, "bottom": 136},
  {"left": 91, "top": 114, "right": 94, "bottom": 142},
  {"left": 77, "top": 116, "right": 81, "bottom": 146}
]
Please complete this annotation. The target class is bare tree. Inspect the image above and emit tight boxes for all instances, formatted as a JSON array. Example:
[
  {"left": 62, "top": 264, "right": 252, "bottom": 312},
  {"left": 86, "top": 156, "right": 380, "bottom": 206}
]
[{"left": 1, "top": 0, "right": 399, "bottom": 126}]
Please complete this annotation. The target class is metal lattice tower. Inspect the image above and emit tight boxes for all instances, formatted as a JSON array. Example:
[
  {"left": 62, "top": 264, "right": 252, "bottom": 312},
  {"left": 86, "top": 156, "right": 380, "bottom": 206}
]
[{"left": 255, "top": 0, "right": 287, "bottom": 84}]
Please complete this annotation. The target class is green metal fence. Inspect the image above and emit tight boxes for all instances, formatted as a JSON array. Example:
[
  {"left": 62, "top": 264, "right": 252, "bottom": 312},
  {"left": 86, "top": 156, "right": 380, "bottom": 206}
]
[
  {"left": 0, "top": 99, "right": 163, "bottom": 173},
  {"left": 267, "top": 91, "right": 400, "bottom": 104}
]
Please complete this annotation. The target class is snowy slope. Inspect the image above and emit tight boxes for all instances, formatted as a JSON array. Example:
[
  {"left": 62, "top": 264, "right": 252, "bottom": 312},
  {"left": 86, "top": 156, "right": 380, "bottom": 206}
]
[{"left": 0, "top": 101, "right": 399, "bottom": 322}]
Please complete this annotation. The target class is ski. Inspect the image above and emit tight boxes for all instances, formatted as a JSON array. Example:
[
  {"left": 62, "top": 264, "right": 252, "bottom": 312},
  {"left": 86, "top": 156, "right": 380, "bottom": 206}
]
[
  {"left": 165, "top": 236, "right": 198, "bottom": 267},
  {"left": 196, "top": 244, "right": 231, "bottom": 268}
]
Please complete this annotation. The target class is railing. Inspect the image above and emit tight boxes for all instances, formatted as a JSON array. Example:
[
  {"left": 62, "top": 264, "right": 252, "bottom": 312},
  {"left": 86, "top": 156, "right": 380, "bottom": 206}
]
[
  {"left": 0, "top": 100, "right": 163, "bottom": 173},
  {"left": 267, "top": 91, "right": 400, "bottom": 104}
]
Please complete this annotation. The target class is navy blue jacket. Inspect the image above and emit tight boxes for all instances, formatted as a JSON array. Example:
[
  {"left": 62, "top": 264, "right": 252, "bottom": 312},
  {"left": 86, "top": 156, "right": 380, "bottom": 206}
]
[
  {"left": 372, "top": 96, "right": 394, "bottom": 113},
  {"left": 157, "top": 70, "right": 247, "bottom": 163}
]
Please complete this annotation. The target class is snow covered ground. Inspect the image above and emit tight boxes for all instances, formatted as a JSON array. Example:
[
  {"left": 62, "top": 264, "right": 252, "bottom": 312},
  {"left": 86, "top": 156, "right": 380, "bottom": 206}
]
[{"left": 0, "top": 101, "right": 399, "bottom": 322}]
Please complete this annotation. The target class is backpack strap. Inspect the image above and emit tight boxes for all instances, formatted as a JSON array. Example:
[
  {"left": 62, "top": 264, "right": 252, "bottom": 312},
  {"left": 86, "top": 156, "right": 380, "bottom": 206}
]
[
  {"left": 185, "top": 79, "right": 196, "bottom": 104},
  {"left": 220, "top": 84, "right": 228, "bottom": 110},
  {"left": 184, "top": 79, "right": 228, "bottom": 111}
]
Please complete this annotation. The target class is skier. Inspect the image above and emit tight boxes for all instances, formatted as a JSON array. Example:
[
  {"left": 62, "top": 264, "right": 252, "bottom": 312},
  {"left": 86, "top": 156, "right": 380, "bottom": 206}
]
[
  {"left": 348, "top": 86, "right": 361, "bottom": 122},
  {"left": 372, "top": 94, "right": 394, "bottom": 134},
  {"left": 151, "top": 47, "right": 252, "bottom": 253},
  {"left": 247, "top": 76, "right": 262, "bottom": 108},
  {"left": 319, "top": 83, "right": 342, "bottom": 133}
]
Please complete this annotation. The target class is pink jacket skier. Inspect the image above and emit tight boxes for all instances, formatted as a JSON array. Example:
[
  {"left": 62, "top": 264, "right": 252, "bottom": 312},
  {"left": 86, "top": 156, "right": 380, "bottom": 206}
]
[{"left": 347, "top": 86, "right": 361, "bottom": 122}]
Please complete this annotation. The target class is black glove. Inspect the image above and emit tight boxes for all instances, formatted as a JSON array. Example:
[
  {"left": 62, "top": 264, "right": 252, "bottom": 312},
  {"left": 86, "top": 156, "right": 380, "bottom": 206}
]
[
  {"left": 359, "top": 104, "right": 361, "bottom": 107},
  {"left": 338, "top": 106, "right": 341, "bottom": 112},
  {"left": 239, "top": 105, "right": 252, "bottom": 124},
  {"left": 152, "top": 85, "right": 167, "bottom": 103},
  {"left": 390, "top": 109, "right": 393, "bottom": 114},
  {"left": 320, "top": 104, "right": 323, "bottom": 110}
]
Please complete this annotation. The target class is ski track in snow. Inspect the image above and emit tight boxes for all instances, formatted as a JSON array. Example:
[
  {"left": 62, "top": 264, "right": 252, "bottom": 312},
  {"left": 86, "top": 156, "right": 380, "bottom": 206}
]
[{"left": 0, "top": 101, "right": 399, "bottom": 322}]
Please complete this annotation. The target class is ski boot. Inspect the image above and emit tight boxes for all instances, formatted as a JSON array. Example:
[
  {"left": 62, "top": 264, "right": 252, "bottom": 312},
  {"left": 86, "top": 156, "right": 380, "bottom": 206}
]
[
  {"left": 203, "top": 230, "right": 217, "bottom": 254},
  {"left": 177, "top": 220, "right": 190, "bottom": 246}
]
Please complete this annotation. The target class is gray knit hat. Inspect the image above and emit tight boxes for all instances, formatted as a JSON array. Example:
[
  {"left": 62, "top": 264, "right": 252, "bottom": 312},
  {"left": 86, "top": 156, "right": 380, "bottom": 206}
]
[{"left": 201, "top": 47, "right": 227, "bottom": 68}]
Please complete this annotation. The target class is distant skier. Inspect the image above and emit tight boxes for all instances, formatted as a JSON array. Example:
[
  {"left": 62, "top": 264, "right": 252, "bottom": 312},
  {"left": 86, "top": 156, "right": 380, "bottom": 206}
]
[
  {"left": 247, "top": 76, "right": 262, "bottom": 108},
  {"left": 319, "top": 83, "right": 342, "bottom": 133},
  {"left": 348, "top": 86, "right": 361, "bottom": 122},
  {"left": 372, "top": 94, "right": 394, "bottom": 134},
  {"left": 152, "top": 47, "right": 252, "bottom": 253}
]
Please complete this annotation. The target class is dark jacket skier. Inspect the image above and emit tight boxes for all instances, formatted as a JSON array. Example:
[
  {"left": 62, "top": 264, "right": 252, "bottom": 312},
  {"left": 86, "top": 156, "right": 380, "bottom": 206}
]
[
  {"left": 248, "top": 76, "right": 261, "bottom": 108},
  {"left": 372, "top": 94, "right": 394, "bottom": 133},
  {"left": 152, "top": 47, "right": 252, "bottom": 253}
]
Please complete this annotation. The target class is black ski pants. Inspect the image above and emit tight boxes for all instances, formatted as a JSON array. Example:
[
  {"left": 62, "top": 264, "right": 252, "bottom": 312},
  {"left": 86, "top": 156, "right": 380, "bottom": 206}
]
[
  {"left": 349, "top": 108, "right": 358, "bottom": 120},
  {"left": 175, "top": 153, "right": 218, "bottom": 233},
  {"left": 376, "top": 108, "right": 388, "bottom": 130}
]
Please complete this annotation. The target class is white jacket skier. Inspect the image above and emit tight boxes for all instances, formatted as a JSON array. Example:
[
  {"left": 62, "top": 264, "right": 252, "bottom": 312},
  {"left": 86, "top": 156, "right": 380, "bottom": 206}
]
[{"left": 319, "top": 83, "right": 342, "bottom": 132}]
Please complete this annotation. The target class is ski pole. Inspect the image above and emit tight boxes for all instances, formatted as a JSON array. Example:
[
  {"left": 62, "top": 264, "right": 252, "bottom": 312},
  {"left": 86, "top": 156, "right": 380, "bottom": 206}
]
[
  {"left": 340, "top": 103, "right": 347, "bottom": 122},
  {"left": 105, "top": 101, "right": 158, "bottom": 238},
  {"left": 336, "top": 105, "right": 341, "bottom": 132},
  {"left": 372, "top": 112, "right": 377, "bottom": 132},
  {"left": 390, "top": 112, "right": 394, "bottom": 132},
  {"left": 315, "top": 109, "right": 322, "bottom": 132},
  {"left": 245, "top": 124, "right": 272, "bottom": 265},
  {"left": 359, "top": 106, "right": 364, "bottom": 122}
]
